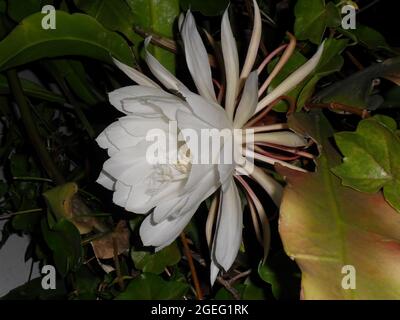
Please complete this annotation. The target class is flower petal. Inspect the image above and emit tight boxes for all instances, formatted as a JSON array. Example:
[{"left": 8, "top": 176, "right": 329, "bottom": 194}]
[
  {"left": 233, "top": 71, "right": 259, "bottom": 128},
  {"left": 144, "top": 37, "right": 188, "bottom": 92},
  {"left": 112, "top": 180, "right": 131, "bottom": 207},
  {"left": 212, "top": 178, "right": 242, "bottom": 272},
  {"left": 152, "top": 197, "right": 186, "bottom": 224},
  {"left": 178, "top": 89, "right": 231, "bottom": 130},
  {"left": 239, "top": 0, "right": 262, "bottom": 82},
  {"left": 182, "top": 11, "right": 217, "bottom": 102},
  {"left": 255, "top": 41, "right": 325, "bottom": 114},
  {"left": 96, "top": 171, "right": 116, "bottom": 191},
  {"left": 109, "top": 85, "right": 189, "bottom": 120},
  {"left": 112, "top": 58, "right": 160, "bottom": 88},
  {"left": 140, "top": 205, "right": 198, "bottom": 249},
  {"left": 250, "top": 166, "right": 283, "bottom": 207},
  {"left": 210, "top": 261, "right": 220, "bottom": 285},
  {"left": 221, "top": 8, "right": 240, "bottom": 120},
  {"left": 254, "top": 131, "right": 308, "bottom": 147}
]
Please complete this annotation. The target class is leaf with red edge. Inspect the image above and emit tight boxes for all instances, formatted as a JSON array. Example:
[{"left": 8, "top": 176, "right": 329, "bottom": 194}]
[{"left": 276, "top": 111, "right": 400, "bottom": 299}]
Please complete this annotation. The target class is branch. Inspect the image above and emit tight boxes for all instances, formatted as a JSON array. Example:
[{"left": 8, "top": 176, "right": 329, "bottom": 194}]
[
  {"left": 305, "top": 102, "right": 371, "bottom": 118},
  {"left": 6, "top": 70, "right": 65, "bottom": 185},
  {"left": 180, "top": 232, "right": 203, "bottom": 300}
]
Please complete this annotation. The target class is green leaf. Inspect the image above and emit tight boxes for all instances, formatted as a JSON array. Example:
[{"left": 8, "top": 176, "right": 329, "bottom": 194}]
[
  {"left": 7, "top": 0, "right": 52, "bottom": 22},
  {"left": 43, "top": 183, "right": 78, "bottom": 224},
  {"left": 115, "top": 273, "right": 189, "bottom": 300},
  {"left": 314, "top": 57, "right": 400, "bottom": 109},
  {"left": 131, "top": 242, "right": 181, "bottom": 274},
  {"left": 258, "top": 252, "right": 301, "bottom": 300},
  {"left": 0, "top": 11, "right": 134, "bottom": 71},
  {"left": 346, "top": 24, "right": 389, "bottom": 50},
  {"left": 180, "top": 0, "right": 229, "bottom": 16},
  {"left": 277, "top": 111, "right": 400, "bottom": 299},
  {"left": 126, "top": 0, "right": 179, "bottom": 73},
  {"left": 41, "top": 218, "right": 83, "bottom": 276},
  {"left": 332, "top": 115, "right": 400, "bottom": 212},
  {"left": 294, "top": 0, "right": 340, "bottom": 44},
  {"left": 73, "top": 0, "right": 136, "bottom": 43},
  {"left": 241, "top": 279, "right": 267, "bottom": 300},
  {"left": 214, "top": 284, "right": 245, "bottom": 300}
]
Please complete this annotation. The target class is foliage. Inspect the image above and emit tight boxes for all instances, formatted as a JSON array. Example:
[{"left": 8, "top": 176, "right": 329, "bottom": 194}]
[{"left": 277, "top": 111, "right": 400, "bottom": 299}]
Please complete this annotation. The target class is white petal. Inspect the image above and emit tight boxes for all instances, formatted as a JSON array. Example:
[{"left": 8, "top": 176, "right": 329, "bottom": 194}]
[
  {"left": 140, "top": 205, "right": 198, "bottom": 248},
  {"left": 172, "top": 168, "right": 220, "bottom": 220},
  {"left": 96, "top": 171, "right": 116, "bottom": 191},
  {"left": 144, "top": 37, "right": 188, "bottom": 92},
  {"left": 152, "top": 197, "right": 186, "bottom": 223},
  {"left": 102, "top": 142, "right": 151, "bottom": 180},
  {"left": 182, "top": 11, "right": 217, "bottom": 103},
  {"left": 212, "top": 178, "right": 242, "bottom": 271},
  {"left": 233, "top": 71, "right": 259, "bottom": 128},
  {"left": 178, "top": 89, "right": 231, "bottom": 130},
  {"left": 119, "top": 116, "right": 169, "bottom": 139},
  {"left": 239, "top": 0, "right": 262, "bottom": 82},
  {"left": 109, "top": 85, "right": 174, "bottom": 115},
  {"left": 96, "top": 131, "right": 118, "bottom": 156},
  {"left": 254, "top": 131, "right": 308, "bottom": 147},
  {"left": 125, "top": 178, "right": 185, "bottom": 214},
  {"left": 221, "top": 8, "right": 240, "bottom": 120},
  {"left": 112, "top": 58, "right": 160, "bottom": 88},
  {"left": 112, "top": 181, "right": 131, "bottom": 207},
  {"left": 255, "top": 41, "right": 325, "bottom": 114},
  {"left": 210, "top": 261, "right": 220, "bottom": 285},
  {"left": 250, "top": 166, "right": 283, "bottom": 207}
]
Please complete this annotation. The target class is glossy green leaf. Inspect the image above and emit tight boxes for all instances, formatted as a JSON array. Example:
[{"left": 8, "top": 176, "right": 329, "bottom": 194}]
[
  {"left": 294, "top": 0, "right": 340, "bottom": 44},
  {"left": 258, "top": 252, "right": 301, "bottom": 300},
  {"left": 0, "top": 11, "right": 134, "bottom": 71},
  {"left": 241, "top": 279, "right": 267, "bottom": 300},
  {"left": 41, "top": 218, "right": 83, "bottom": 276},
  {"left": 277, "top": 111, "right": 400, "bottom": 299},
  {"left": 43, "top": 183, "right": 78, "bottom": 224},
  {"left": 314, "top": 57, "right": 400, "bottom": 109},
  {"left": 180, "top": 0, "right": 229, "bottom": 16},
  {"left": 347, "top": 24, "right": 389, "bottom": 50},
  {"left": 7, "top": 0, "right": 51, "bottom": 22},
  {"left": 115, "top": 273, "right": 189, "bottom": 300},
  {"left": 74, "top": 0, "right": 136, "bottom": 43},
  {"left": 332, "top": 115, "right": 400, "bottom": 212},
  {"left": 126, "top": 0, "right": 179, "bottom": 73},
  {"left": 131, "top": 242, "right": 181, "bottom": 274}
]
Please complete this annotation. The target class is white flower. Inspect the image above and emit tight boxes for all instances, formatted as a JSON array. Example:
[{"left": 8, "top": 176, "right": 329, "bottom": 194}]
[{"left": 96, "top": 0, "right": 324, "bottom": 285}]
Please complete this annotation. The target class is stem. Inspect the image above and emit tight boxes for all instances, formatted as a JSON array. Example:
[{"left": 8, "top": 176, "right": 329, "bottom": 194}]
[
  {"left": 6, "top": 70, "right": 65, "bottom": 185},
  {"left": 258, "top": 32, "right": 297, "bottom": 97},
  {"left": 244, "top": 95, "right": 294, "bottom": 128},
  {"left": 257, "top": 45, "right": 287, "bottom": 75},
  {"left": 180, "top": 232, "right": 203, "bottom": 300},
  {"left": 0, "top": 208, "right": 43, "bottom": 221},
  {"left": 112, "top": 236, "right": 125, "bottom": 291},
  {"left": 13, "top": 176, "right": 54, "bottom": 183},
  {"left": 306, "top": 102, "right": 371, "bottom": 118}
]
